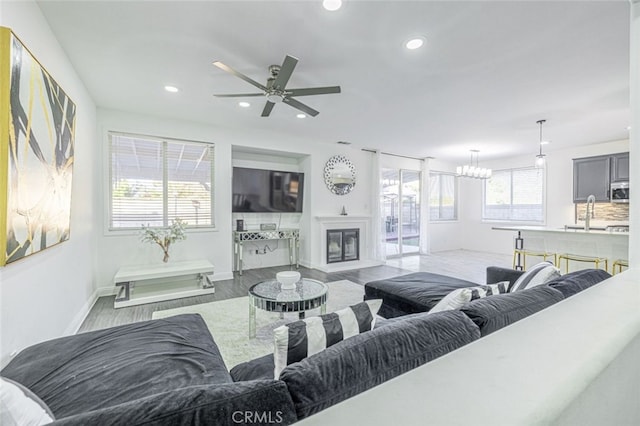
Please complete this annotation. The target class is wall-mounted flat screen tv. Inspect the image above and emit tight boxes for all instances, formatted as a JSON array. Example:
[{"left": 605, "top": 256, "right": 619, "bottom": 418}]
[{"left": 232, "top": 167, "right": 304, "bottom": 213}]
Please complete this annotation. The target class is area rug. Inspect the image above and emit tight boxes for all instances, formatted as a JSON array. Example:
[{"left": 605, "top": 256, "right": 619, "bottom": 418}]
[{"left": 152, "top": 280, "right": 365, "bottom": 369}]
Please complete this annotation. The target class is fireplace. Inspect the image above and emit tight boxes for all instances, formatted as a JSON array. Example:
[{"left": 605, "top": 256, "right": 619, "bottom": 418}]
[{"left": 327, "top": 229, "right": 359, "bottom": 263}]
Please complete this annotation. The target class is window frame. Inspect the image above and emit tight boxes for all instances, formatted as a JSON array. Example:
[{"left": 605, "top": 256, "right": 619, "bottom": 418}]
[
  {"left": 429, "top": 171, "right": 459, "bottom": 222},
  {"left": 481, "top": 166, "right": 546, "bottom": 225},
  {"left": 106, "top": 131, "right": 216, "bottom": 233}
]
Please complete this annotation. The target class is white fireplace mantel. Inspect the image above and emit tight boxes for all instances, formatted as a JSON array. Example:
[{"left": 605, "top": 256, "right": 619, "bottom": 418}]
[
  {"left": 312, "top": 215, "right": 382, "bottom": 272},
  {"left": 314, "top": 215, "right": 371, "bottom": 221}
]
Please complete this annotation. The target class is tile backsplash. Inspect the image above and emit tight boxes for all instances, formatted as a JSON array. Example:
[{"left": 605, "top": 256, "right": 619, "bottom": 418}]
[{"left": 575, "top": 202, "right": 629, "bottom": 222}]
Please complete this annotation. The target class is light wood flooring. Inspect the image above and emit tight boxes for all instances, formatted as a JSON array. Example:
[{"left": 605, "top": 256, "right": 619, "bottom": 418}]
[{"left": 79, "top": 249, "right": 511, "bottom": 333}]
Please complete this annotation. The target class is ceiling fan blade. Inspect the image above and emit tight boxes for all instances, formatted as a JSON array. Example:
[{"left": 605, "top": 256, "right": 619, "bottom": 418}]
[
  {"left": 282, "top": 97, "right": 319, "bottom": 117},
  {"left": 261, "top": 101, "right": 276, "bottom": 117},
  {"left": 213, "top": 93, "right": 265, "bottom": 98},
  {"left": 272, "top": 55, "right": 298, "bottom": 90},
  {"left": 287, "top": 86, "right": 341, "bottom": 97},
  {"left": 213, "top": 61, "right": 268, "bottom": 92}
]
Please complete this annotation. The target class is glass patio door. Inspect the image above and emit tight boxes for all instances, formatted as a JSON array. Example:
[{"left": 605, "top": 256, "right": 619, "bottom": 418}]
[{"left": 381, "top": 168, "right": 421, "bottom": 257}]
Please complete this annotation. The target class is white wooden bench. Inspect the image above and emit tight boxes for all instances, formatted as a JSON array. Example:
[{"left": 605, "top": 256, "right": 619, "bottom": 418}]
[{"left": 114, "top": 259, "right": 215, "bottom": 308}]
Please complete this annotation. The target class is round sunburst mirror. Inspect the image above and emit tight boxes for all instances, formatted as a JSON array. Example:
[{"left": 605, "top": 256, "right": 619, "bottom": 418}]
[{"left": 324, "top": 155, "right": 356, "bottom": 195}]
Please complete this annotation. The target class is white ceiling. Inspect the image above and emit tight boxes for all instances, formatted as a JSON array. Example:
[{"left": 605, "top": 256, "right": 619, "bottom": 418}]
[{"left": 36, "top": 0, "right": 631, "bottom": 163}]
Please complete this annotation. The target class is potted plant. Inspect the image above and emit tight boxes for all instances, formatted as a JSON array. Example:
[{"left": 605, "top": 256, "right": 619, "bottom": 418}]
[{"left": 140, "top": 218, "right": 187, "bottom": 262}]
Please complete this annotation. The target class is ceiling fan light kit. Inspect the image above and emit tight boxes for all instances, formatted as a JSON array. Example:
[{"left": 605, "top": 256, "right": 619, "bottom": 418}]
[{"left": 213, "top": 55, "right": 341, "bottom": 117}]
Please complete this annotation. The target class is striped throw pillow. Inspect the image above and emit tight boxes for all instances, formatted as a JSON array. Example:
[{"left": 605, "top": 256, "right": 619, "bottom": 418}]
[
  {"left": 273, "top": 299, "right": 382, "bottom": 378},
  {"left": 510, "top": 261, "right": 561, "bottom": 292},
  {"left": 428, "top": 281, "right": 510, "bottom": 314}
]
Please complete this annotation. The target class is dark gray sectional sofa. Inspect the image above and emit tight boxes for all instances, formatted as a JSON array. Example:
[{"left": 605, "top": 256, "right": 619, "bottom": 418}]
[{"left": 1, "top": 267, "right": 611, "bottom": 425}]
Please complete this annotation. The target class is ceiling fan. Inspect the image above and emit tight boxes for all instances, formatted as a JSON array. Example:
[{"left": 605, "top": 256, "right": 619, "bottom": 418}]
[{"left": 212, "top": 55, "right": 341, "bottom": 117}]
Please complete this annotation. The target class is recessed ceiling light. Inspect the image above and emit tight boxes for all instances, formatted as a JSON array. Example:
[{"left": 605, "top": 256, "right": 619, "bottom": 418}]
[
  {"left": 627, "top": 126, "right": 632, "bottom": 131},
  {"left": 405, "top": 36, "right": 426, "bottom": 50},
  {"left": 238, "top": 101, "right": 251, "bottom": 108},
  {"left": 323, "top": 0, "right": 342, "bottom": 11},
  {"left": 540, "top": 141, "right": 550, "bottom": 145},
  {"left": 164, "top": 85, "right": 179, "bottom": 93},
  {"left": 296, "top": 113, "right": 306, "bottom": 118}
]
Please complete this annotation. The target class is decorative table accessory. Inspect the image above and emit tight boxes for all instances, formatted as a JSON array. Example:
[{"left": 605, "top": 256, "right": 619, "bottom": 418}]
[
  {"left": 140, "top": 218, "right": 187, "bottom": 262},
  {"left": 276, "top": 271, "right": 301, "bottom": 290}
]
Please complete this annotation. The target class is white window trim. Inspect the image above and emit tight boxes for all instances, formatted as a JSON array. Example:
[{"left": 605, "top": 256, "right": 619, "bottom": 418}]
[
  {"left": 104, "top": 130, "right": 217, "bottom": 235},
  {"left": 481, "top": 166, "right": 546, "bottom": 225}
]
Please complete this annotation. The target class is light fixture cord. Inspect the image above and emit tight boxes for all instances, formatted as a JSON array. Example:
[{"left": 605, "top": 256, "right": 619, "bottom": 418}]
[{"left": 538, "top": 120, "right": 545, "bottom": 156}]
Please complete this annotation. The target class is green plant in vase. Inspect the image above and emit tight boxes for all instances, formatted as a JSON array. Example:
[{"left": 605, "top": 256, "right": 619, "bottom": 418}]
[{"left": 140, "top": 218, "right": 187, "bottom": 262}]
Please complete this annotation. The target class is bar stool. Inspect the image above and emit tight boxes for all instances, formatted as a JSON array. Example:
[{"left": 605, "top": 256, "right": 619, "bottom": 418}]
[
  {"left": 612, "top": 259, "right": 629, "bottom": 274},
  {"left": 513, "top": 236, "right": 556, "bottom": 271},
  {"left": 610, "top": 242, "right": 629, "bottom": 275},
  {"left": 556, "top": 239, "right": 608, "bottom": 274}
]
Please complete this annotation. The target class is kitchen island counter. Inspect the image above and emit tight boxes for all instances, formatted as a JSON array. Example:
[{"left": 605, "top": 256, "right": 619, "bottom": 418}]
[
  {"left": 493, "top": 226, "right": 628, "bottom": 272},
  {"left": 493, "top": 225, "right": 630, "bottom": 236}
]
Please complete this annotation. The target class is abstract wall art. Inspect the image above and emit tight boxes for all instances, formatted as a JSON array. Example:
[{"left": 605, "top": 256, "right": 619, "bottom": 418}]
[{"left": 0, "top": 27, "right": 76, "bottom": 266}]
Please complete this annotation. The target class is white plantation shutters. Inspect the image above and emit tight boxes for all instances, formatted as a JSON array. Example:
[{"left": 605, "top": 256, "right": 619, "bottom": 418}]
[
  {"left": 483, "top": 167, "right": 544, "bottom": 223},
  {"left": 109, "top": 133, "right": 215, "bottom": 229}
]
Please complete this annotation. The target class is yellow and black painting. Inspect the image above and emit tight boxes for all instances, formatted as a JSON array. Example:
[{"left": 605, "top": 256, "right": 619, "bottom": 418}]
[{"left": 0, "top": 27, "right": 76, "bottom": 266}]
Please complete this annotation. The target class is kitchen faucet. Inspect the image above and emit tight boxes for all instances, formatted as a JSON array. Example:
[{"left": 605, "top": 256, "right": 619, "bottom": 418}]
[{"left": 585, "top": 194, "right": 596, "bottom": 231}]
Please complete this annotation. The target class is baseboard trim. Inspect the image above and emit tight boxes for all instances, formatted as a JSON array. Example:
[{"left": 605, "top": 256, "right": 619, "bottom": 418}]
[
  {"left": 64, "top": 287, "right": 100, "bottom": 336},
  {"left": 298, "top": 259, "right": 312, "bottom": 269},
  {"left": 97, "top": 286, "right": 118, "bottom": 296},
  {"left": 213, "top": 271, "right": 234, "bottom": 281},
  {"left": 312, "top": 259, "right": 384, "bottom": 273}
]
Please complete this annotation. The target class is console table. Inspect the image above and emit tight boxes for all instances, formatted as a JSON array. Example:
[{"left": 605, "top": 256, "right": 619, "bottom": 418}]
[
  {"left": 113, "top": 259, "right": 215, "bottom": 308},
  {"left": 233, "top": 229, "right": 300, "bottom": 275}
]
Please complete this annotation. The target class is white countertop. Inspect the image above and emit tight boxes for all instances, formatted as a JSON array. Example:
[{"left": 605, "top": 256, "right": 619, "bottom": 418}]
[{"left": 493, "top": 225, "right": 630, "bottom": 236}]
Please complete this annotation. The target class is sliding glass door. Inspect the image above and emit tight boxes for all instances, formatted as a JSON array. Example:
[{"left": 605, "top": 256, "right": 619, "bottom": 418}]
[{"left": 381, "top": 168, "right": 421, "bottom": 257}]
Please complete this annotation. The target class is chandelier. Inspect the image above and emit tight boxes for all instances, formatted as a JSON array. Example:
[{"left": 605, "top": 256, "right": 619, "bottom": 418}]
[{"left": 456, "top": 150, "right": 492, "bottom": 179}]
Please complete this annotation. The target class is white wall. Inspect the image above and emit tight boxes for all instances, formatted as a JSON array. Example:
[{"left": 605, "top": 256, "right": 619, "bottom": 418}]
[
  {"left": 304, "top": 146, "right": 374, "bottom": 269},
  {"left": 630, "top": 0, "right": 639, "bottom": 268},
  {"left": 96, "top": 109, "right": 234, "bottom": 288},
  {"left": 0, "top": 1, "right": 97, "bottom": 367},
  {"left": 428, "top": 158, "right": 466, "bottom": 252},
  {"left": 95, "top": 109, "right": 372, "bottom": 288}
]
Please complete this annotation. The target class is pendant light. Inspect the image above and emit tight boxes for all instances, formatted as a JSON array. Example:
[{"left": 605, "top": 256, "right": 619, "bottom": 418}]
[{"left": 535, "top": 119, "right": 547, "bottom": 168}]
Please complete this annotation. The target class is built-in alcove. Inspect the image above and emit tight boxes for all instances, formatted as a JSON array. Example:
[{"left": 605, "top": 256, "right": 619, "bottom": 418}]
[{"left": 230, "top": 145, "right": 310, "bottom": 272}]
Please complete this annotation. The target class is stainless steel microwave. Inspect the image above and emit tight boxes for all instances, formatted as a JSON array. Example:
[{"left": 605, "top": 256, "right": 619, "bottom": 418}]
[{"left": 611, "top": 182, "right": 629, "bottom": 203}]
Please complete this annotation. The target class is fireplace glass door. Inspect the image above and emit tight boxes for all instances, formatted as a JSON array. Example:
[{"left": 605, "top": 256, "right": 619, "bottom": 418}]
[{"left": 327, "top": 229, "right": 359, "bottom": 263}]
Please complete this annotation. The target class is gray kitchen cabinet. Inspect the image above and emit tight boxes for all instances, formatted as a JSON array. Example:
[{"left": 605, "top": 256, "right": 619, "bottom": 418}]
[
  {"left": 573, "top": 155, "right": 610, "bottom": 202},
  {"left": 611, "top": 152, "right": 629, "bottom": 182}
]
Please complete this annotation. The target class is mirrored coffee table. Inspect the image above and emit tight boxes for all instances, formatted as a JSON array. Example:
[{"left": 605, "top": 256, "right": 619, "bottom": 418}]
[{"left": 248, "top": 278, "right": 328, "bottom": 338}]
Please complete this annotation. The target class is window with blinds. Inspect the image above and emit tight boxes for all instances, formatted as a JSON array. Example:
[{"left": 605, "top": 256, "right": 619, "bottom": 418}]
[
  {"left": 482, "top": 167, "right": 544, "bottom": 223},
  {"left": 109, "top": 133, "right": 215, "bottom": 229},
  {"left": 429, "top": 172, "right": 458, "bottom": 221}
]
